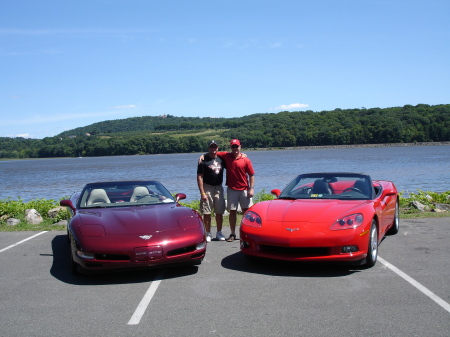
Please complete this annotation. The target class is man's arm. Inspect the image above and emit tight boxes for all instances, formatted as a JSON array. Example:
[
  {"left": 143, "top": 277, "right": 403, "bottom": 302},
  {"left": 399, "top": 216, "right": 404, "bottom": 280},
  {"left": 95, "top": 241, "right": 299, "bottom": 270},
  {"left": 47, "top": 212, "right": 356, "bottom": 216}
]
[
  {"left": 197, "top": 174, "right": 207, "bottom": 201},
  {"left": 248, "top": 174, "right": 255, "bottom": 198},
  {"left": 216, "top": 151, "right": 246, "bottom": 158}
]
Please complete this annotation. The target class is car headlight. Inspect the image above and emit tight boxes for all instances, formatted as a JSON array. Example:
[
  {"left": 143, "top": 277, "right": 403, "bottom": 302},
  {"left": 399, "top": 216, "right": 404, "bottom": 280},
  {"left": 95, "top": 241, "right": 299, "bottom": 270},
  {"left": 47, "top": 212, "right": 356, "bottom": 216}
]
[
  {"left": 196, "top": 241, "right": 207, "bottom": 250},
  {"left": 241, "top": 211, "right": 262, "bottom": 228},
  {"left": 330, "top": 213, "right": 364, "bottom": 230},
  {"left": 76, "top": 250, "right": 95, "bottom": 259}
]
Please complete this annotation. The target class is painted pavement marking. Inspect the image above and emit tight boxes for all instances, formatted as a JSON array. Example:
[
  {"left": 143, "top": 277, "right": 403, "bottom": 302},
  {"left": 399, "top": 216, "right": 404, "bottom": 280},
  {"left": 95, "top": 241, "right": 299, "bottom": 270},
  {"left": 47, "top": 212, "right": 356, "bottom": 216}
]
[
  {"left": 0, "top": 231, "right": 48, "bottom": 253},
  {"left": 378, "top": 256, "right": 450, "bottom": 314}
]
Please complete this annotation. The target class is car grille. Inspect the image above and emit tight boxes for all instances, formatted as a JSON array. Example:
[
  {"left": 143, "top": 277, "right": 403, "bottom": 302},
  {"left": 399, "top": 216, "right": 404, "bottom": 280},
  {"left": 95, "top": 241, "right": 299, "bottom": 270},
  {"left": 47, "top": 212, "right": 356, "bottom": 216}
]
[
  {"left": 94, "top": 253, "right": 130, "bottom": 261},
  {"left": 167, "top": 245, "right": 197, "bottom": 257},
  {"left": 259, "top": 245, "right": 331, "bottom": 257}
]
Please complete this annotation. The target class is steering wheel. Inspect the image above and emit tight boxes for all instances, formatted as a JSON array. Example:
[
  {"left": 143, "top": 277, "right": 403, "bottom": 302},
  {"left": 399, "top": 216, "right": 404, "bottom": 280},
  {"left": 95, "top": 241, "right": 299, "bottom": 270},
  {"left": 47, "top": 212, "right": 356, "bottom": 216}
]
[
  {"left": 290, "top": 187, "right": 312, "bottom": 196},
  {"left": 135, "top": 194, "right": 151, "bottom": 201},
  {"left": 343, "top": 187, "right": 363, "bottom": 194}
]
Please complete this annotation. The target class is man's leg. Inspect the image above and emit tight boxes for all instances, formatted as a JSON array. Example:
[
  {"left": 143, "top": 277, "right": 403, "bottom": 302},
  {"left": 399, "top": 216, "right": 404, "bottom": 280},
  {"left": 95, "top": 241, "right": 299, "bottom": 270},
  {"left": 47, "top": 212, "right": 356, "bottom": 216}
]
[
  {"left": 214, "top": 185, "right": 225, "bottom": 236},
  {"left": 226, "top": 187, "right": 239, "bottom": 241},
  {"left": 204, "top": 213, "right": 213, "bottom": 242},
  {"left": 203, "top": 214, "right": 211, "bottom": 233},
  {"left": 215, "top": 213, "right": 226, "bottom": 241},
  {"left": 229, "top": 210, "right": 237, "bottom": 235},
  {"left": 216, "top": 213, "right": 223, "bottom": 232}
]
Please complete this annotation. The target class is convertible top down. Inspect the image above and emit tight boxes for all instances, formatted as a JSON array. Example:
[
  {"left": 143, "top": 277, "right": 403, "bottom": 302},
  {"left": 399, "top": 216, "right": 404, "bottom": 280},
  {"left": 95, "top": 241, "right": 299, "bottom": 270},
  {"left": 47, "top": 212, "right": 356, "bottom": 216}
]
[
  {"left": 240, "top": 173, "right": 399, "bottom": 267},
  {"left": 60, "top": 180, "right": 206, "bottom": 274}
]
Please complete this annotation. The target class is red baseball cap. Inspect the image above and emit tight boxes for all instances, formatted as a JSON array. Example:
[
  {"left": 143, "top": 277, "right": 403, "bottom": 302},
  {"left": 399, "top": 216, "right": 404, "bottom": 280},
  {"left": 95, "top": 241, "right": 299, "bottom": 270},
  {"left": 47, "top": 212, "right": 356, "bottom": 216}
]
[{"left": 230, "top": 139, "right": 241, "bottom": 146}]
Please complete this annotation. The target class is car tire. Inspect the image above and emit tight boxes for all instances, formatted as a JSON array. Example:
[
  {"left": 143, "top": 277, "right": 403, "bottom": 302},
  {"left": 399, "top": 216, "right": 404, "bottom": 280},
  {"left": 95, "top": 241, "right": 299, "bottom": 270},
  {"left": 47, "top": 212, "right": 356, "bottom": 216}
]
[
  {"left": 387, "top": 200, "right": 399, "bottom": 235},
  {"left": 192, "top": 259, "right": 203, "bottom": 266},
  {"left": 70, "top": 248, "right": 79, "bottom": 275},
  {"left": 363, "top": 220, "right": 378, "bottom": 268}
]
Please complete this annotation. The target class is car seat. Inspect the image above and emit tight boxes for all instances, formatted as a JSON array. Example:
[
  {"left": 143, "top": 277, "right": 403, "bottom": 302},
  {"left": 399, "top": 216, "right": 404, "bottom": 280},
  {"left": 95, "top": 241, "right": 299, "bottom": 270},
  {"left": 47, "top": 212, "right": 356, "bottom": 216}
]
[
  {"left": 354, "top": 180, "right": 370, "bottom": 196},
  {"left": 312, "top": 179, "right": 332, "bottom": 194},
  {"left": 130, "top": 186, "right": 150, "bottom": 202},
  {"left": 87, "top": 189, "right": 111, "bottom": 205}
]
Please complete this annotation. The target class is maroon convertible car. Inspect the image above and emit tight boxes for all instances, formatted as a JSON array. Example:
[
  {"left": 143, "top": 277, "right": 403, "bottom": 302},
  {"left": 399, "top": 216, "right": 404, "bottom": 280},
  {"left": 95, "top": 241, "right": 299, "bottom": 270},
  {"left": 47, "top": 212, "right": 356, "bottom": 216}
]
[{"left": 60, "top": 180, "right": 206, "bottom": 274}]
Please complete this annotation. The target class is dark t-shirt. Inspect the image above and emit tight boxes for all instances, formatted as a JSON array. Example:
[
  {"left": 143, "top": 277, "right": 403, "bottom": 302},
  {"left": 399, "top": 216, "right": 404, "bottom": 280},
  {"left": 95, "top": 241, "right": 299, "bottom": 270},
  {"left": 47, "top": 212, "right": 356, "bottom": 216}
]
[{"left": 197, "top": 154, "right": 225, "bottom": 186}]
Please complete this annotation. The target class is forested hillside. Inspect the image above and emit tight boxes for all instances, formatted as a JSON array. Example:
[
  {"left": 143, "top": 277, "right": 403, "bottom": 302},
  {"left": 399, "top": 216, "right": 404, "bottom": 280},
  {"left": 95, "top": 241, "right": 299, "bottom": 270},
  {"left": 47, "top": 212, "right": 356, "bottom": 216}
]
[{"left": 1, "top": 104, "right": 449, "bottom": 159}]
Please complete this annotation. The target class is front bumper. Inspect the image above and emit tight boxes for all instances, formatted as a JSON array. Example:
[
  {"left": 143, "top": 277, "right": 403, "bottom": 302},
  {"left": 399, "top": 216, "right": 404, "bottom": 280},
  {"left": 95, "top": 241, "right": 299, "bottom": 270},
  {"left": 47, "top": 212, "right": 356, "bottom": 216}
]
[{"left": 240, "top": 227, "right": 369, "bottom": 263}]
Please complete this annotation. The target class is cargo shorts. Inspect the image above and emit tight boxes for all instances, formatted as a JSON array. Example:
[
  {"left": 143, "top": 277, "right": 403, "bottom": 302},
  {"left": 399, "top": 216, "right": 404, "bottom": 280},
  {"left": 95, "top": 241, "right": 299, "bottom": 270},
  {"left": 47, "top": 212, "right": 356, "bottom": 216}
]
[{"left": 200, "top": 184, "right": 226, "bottom": 215}]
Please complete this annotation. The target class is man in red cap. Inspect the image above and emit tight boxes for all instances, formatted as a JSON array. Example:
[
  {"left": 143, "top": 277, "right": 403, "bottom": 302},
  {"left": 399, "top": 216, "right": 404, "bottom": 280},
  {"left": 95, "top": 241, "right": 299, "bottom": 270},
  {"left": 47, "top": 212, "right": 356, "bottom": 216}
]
[{"left": 216, "top": 139, "right": 255, "bottom": 242}]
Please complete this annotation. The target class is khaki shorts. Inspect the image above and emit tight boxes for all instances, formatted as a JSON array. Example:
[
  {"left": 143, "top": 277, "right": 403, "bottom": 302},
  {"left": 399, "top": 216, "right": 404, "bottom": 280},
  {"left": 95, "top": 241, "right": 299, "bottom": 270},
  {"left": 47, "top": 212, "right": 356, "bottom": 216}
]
[
  {"left": 200, "top": 184, "right": 226, "bottom": 215},
  {"left": 227, "top": 187, "right": 253, "bottom": 211}
]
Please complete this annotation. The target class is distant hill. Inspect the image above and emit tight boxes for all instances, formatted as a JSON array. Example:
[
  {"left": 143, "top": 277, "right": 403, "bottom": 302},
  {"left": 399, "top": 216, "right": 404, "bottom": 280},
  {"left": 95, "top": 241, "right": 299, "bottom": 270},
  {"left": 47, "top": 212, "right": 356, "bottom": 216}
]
[
  {"left": 1, "top": 104, "right": 449, "bottom": 159},
  {"left": 56, "top": 114, "right": 242, "bottom": 137}
]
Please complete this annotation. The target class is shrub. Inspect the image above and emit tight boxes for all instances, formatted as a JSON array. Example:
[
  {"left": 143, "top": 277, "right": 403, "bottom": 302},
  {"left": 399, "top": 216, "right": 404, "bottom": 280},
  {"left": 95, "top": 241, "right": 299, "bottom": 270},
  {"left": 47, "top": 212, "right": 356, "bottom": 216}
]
[
  {"left": 400, "top": 190, "right": 450, "bottom": 208},
  {"left": 0, "top": 197, "right": 71, "bottom": 224},
  {"left": 253, "top": 189, "right": 276, "bottom": 203}
]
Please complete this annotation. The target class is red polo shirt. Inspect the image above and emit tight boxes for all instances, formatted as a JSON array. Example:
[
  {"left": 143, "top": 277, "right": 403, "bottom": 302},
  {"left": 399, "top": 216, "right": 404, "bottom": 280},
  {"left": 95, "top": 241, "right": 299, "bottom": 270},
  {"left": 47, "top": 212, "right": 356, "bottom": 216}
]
[{"left": 217, "top": 152, "right": 255, "bottom": 190}]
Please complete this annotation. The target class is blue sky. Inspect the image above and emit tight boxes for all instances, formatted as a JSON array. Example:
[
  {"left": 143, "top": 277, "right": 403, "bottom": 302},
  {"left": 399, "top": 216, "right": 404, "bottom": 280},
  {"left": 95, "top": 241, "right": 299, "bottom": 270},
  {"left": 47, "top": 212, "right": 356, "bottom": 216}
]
[{"left": 1, "top": 0, "right": 449, "bottom": 139}]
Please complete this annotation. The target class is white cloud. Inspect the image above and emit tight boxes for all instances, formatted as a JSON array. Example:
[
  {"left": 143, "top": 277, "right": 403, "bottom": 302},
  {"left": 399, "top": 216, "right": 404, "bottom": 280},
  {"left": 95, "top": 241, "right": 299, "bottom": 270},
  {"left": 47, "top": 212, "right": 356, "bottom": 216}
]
[
  {"left": 270, "top": 42, "right": 282, "bottom": 48},
  {"left": 1, "top": 110, "right": 129, "bottom": 127},
  {"left": 0, "top": 28, "right": 150, "bottom": 36},
  {"left": 15, "top": 133, "right": 32, "bottom": 138},
  {"left": 273, "top": 103, "right": 309, "bottom": 110},
  {"left": 111, "top": 104, "right": 137, "bottom": 109}
]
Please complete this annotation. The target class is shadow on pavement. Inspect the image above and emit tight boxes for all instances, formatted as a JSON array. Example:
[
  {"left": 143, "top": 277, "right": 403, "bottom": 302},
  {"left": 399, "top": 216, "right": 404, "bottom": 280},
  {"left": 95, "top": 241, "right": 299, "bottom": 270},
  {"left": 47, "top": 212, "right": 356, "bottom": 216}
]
[
  {"left": 49, "top": 234, "right": 199, "bottom": 285},
  {"left": 221, "top": 251, "right": 361, "bottom": 278}
]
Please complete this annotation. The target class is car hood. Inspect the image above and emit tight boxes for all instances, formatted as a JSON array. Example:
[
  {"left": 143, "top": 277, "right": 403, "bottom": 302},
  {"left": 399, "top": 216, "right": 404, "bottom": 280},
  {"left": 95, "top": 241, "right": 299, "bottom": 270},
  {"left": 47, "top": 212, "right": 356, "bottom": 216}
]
[
  {"left": 76, "top": 204, "right": 197, "bottom": 234},
  {"left": 261, "top": 199, "right": 371, "bottom": 223}
]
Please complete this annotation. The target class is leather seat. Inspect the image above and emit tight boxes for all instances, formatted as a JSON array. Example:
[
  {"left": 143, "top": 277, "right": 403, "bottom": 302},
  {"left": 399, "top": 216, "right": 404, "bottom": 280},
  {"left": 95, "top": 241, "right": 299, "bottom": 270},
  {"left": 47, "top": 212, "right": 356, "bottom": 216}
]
[
  {"left": 312, "top": 179, "right": 332, "bottom": 194},
  {"left": 130, "top": 186, "right": 150, "bottom": 202},
  {"left": 87, "top": 189, "right": 110, "bottom": 205},
  {"left": 354, "top": 179, "right": 373, "bottom": 197}
]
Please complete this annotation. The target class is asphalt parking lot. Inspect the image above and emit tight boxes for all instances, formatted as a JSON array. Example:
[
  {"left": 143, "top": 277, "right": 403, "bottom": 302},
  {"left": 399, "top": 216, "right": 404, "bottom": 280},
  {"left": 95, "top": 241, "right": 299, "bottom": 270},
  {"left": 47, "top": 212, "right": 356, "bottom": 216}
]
[{"left": 1, "top": 218, "right": 449, "bottom": 337}]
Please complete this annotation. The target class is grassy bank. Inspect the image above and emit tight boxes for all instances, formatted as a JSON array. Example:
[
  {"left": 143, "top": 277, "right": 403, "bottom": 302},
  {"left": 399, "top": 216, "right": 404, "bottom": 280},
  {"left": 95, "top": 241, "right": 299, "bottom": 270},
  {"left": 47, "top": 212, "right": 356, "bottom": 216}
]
[
  {"left": 1, "top": 190, "right": 449, "bottom": 231},
  {"left": 0, "top": 197, "right": 71, "bottom": 231}
]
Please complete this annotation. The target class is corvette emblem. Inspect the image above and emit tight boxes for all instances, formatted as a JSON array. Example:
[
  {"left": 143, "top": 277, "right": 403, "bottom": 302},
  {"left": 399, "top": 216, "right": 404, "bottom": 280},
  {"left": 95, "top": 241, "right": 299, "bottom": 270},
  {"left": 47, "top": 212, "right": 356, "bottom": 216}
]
[
  {"left": 139, "top": 235, "right": 152, "bottom": 240},
  {"left": 286, "top": 228, "right": 299, "bottom": 232}
]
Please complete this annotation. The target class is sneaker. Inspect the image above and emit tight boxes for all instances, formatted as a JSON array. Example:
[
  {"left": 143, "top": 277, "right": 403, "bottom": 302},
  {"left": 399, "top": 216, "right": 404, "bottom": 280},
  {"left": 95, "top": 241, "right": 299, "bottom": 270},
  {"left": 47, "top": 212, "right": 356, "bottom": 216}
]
[
  {"left": 206, "top": 233, "right": 212, "bottom": 242},
  {"left": 216, "top": 231, "right": 226, "bottom": 241}
]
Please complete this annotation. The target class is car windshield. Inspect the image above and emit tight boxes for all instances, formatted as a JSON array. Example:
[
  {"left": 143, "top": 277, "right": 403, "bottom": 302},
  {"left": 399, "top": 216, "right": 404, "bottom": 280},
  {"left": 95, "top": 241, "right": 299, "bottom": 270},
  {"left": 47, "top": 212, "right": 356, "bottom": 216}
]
[
  {"left": 278, "top": 173, "right": 374, "bottom": 200},
  {"left": 77, "top": 181, "right": 176, "bottom": 208}
]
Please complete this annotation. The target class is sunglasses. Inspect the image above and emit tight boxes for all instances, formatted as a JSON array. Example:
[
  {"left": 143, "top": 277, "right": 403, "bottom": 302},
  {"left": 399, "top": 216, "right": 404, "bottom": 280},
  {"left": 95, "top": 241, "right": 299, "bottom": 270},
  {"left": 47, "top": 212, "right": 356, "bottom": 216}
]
[
  {"left": 231, "top": 145, "right": 239, "bottom": 149},
  {"left": 209, "top": 145, "right": 218, "bottom": 148}
]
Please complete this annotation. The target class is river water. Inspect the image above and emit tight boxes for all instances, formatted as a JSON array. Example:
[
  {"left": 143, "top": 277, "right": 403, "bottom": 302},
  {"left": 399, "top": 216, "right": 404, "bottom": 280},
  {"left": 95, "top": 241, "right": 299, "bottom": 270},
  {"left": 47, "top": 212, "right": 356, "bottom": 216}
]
[{"left": 1, "top": 145, "right": 449, "bottom": 202}]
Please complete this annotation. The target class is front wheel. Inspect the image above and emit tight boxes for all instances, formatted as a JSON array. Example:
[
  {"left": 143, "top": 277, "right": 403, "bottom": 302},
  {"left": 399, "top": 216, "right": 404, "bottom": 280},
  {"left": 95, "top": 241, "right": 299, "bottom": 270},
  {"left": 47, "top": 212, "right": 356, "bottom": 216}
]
[
  {"left": 70, "top": 249, "right": 79, "bottom": 275},
  {"left": 363, "top": 220, "right": 378, "bottom": 268}
]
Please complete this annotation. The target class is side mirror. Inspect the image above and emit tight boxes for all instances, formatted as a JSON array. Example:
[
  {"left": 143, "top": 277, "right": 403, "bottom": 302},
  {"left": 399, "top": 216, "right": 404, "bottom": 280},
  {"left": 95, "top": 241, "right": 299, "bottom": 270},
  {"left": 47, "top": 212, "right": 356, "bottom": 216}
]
[
  {"left": 271, "top": 189, "right": 281, "bottom": 198},
  {"left": 60, "top": 199, "right": 76, "bottom": 213},
  {"left": 175, "top": 193, "right": 186, "bottom": 203},
  {"left": 381, "top": 188, "right": 396, "bottom": 197}
]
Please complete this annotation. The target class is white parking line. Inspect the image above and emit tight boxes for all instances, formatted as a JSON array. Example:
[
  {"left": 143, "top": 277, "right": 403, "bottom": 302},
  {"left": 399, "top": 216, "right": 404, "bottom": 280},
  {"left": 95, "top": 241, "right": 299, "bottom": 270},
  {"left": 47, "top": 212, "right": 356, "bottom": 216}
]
[
  {"left": 0, "top": 231, "right": 48, "bottom": 253},
  {"left": 378, "top": 256, "right": 450, "bottom": 314},
  {"left": 127, "top": 269, "right": 166, "bottom": 325}
]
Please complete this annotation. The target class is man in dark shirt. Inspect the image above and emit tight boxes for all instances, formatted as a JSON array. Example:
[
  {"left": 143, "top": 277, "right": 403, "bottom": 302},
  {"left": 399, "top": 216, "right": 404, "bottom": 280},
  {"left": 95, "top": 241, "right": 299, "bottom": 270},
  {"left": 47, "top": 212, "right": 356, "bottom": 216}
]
[{"left": 197, "top": 140, "right": 226, "bottom": 242}]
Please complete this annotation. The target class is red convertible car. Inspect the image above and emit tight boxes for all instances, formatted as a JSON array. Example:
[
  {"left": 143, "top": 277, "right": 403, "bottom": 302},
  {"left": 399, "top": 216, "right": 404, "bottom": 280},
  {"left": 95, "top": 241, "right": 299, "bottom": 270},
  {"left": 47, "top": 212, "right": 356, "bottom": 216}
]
[
  {"left": 60, "top": 181, "right": 206, "bottom": 274},
  {"left": 240, "top": 173, "right": 399, "bottom": 268}
]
